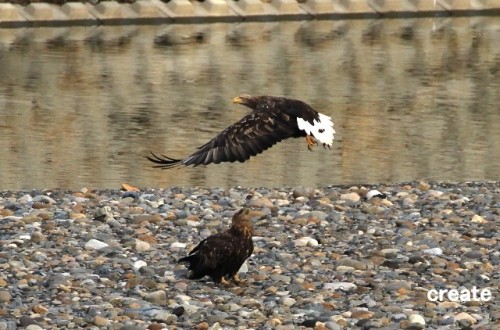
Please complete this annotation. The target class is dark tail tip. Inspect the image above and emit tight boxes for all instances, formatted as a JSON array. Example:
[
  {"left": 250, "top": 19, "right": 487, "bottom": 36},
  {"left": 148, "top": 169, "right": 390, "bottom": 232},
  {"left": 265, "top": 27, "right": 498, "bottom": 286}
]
[{"left": 147, "top": 152, "right": 183, "bottom": 169}]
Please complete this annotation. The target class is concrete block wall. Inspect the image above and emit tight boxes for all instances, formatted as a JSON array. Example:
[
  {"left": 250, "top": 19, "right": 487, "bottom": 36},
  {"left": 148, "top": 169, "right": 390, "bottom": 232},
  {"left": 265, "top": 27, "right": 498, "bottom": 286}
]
[{"left": 0, "top": 0, "right": 499, "bottom": 27}]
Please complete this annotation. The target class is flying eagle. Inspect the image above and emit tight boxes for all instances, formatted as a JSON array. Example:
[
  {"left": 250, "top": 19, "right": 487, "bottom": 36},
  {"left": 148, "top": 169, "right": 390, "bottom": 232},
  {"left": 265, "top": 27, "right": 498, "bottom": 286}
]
[
  {"left": 178, "top": 208, "right": 254, "bottom": 285},
  {"left": 147, "top": 95, "right": 335, "bottom": 168}
]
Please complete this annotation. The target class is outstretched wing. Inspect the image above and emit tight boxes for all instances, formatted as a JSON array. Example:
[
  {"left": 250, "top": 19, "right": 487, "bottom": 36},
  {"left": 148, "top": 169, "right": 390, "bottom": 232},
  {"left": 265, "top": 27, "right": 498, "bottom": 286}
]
[{"left": 147, "top": 110, "right": 297, "bottom": 168}]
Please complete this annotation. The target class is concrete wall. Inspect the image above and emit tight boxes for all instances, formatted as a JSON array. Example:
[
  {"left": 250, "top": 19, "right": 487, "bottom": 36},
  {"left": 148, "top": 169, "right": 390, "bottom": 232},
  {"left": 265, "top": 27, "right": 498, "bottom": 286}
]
[{"left": 1, "top": 0, "right": 500, "bottom": 27}]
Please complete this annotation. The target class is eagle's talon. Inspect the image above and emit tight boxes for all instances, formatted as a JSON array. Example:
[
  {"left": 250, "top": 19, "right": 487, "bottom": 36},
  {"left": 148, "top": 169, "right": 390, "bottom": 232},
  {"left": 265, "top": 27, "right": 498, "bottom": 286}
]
[
  {"left": 231, "top": 274, "right": 244, "bottom": 285},
  {"left": 305, "top": 135, "right": 318, "bottom": 151},
  {"left": 220, "top": 277, "right": 231, "bottom": 286}
]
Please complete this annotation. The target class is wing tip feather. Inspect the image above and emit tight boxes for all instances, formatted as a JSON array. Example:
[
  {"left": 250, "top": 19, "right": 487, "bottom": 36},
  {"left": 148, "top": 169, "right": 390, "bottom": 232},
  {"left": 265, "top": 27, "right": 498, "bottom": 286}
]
[{"left": 146, "top": 152, "right": 183, "bottom": 169}]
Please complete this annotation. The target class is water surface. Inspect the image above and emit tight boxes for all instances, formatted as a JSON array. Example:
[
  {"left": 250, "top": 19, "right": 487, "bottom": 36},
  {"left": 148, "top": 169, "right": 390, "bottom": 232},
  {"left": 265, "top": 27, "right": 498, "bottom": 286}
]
[{"left": 0, "top": 18, "right": 499, "bottom": 190}]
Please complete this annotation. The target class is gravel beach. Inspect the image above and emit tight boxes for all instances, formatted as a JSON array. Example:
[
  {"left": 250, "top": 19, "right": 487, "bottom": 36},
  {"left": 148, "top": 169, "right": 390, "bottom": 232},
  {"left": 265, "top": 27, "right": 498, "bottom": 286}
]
[{"left": 0, "top": 181, "right": 498, "bottom": 329}]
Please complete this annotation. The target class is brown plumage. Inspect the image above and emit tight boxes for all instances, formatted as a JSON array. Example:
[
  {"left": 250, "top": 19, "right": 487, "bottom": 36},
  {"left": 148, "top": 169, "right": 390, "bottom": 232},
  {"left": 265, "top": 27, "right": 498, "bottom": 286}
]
[
  {"left": 147, "top": 94, "right": 335, "bottom": 168},
  {"left": 178, "top": 208, "right": 254, "bottom": 285}
]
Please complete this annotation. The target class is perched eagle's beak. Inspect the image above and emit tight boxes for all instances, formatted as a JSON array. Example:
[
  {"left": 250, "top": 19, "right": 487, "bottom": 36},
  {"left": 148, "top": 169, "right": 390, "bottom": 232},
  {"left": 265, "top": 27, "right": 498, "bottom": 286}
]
[{"left": 232, "top": 96, "right": 243, "bottom": 104}]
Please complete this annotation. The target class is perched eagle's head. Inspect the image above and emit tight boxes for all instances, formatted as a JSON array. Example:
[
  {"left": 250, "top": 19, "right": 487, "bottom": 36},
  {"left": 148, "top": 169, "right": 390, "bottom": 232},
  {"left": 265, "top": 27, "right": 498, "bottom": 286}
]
[
  {"left": 230, "top": 208, "right": 253, "bottom": 237},
  {"left": 232, "top": 94, "right": 257, "bottom": 109}
]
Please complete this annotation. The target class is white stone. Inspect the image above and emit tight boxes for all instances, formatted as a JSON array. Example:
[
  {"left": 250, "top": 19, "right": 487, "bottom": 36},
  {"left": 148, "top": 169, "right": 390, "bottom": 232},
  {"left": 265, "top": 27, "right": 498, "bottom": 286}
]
[
  {"left": 186, "top": 220, "right": 201, "bottom": 227},
  {"left": 471, "top": 214, "right": 486, "bottom": 223},
  {"left": 133, "top": 260, "right": 147, "bottom": 270},
  {"left": 275, "top": 199, "right": 290, "bottom": 207},
  {"left": 84, "top": 239, "right": 109, "bottom": 250},
  {"left": 293, "top": 237, "right": 318, "bottom": 247},
  {"left": 171, "top": 242, "right": 187, "bottom": 249},
  {"left": 423, "top": 247, "right": 443, "bottom": 256},
  {"left": 408, "top": 313, "right": 426, "bottom": 326},
  {"left": 323, "top": 282, "right": 357, "bottom": 291}
]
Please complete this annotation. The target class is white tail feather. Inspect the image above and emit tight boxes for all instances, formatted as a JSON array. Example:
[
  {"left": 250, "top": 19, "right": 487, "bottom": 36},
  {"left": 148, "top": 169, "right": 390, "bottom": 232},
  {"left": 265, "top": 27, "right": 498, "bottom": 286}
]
[{"left": 296, "top": 113, "right": 335, "bottom": 146}]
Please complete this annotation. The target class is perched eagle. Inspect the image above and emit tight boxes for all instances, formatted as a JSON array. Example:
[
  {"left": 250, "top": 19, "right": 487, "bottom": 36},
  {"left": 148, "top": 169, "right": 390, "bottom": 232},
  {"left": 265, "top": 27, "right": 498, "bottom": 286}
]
[
  {"left": 178, "top": 208, "right": 254, "bottom": 285},
  {"left": 147, "top": 95, "right": 335, "bottom": 168}
]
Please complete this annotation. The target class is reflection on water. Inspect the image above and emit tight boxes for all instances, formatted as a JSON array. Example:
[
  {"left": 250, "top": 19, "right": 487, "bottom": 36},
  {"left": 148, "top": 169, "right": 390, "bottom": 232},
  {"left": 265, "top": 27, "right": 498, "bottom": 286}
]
[{"left": 0, "top": 18, "right": 499, "bottom": 190}]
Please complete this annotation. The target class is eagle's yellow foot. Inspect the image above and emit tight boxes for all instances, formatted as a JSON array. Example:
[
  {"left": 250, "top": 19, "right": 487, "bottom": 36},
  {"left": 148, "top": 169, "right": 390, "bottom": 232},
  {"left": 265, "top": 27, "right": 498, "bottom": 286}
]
[
  {"left": 220, "top": 277, "right": 231, "bottom": 286},
  {"left": 232, "top": 274, "right": 244, "bottom": 285},
  {"left": 306, "top": 135, "right": 318, "bottom": 151}
]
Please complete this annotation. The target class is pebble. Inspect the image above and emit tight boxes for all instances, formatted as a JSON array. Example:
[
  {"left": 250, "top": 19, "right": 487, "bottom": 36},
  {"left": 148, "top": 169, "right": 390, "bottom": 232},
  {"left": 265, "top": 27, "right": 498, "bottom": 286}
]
[
  {"left": 170, "top": 242, "right": 187, "bottom": 249},
  {"left": 135, "top": 239, "right": 151, "bottom": 252},
  {"left": 293, "top": 237, "right": 319, "bottom": 247},
  {"left": 144, "top": 290, "right": 167, "bottom": 305},
  {"left": 455, "top": 312, "right": 477, "bottom": 324},
  {"left": 408, "top": 313, "right": 426, "bottom": 326},
  {"left": 423, "top": 247, "right": 443, "bottom": 256},
  {"left": 0, "top": 290, "right": 12, "bottom": 303},
  {"left": 339, "top": 192, "right": 360, "bottom": 202},
  {"left": 133, "top": 260, "right": 147, "bottom": 270},
  {"left": 323, "top": 282, "right": 357, "bottom": 291},
  {"left": 0, "top": 182, "right": 497, "bottom": 329},
  {"left": 84, "top": 239, "right": 109, "bottom": 250}
]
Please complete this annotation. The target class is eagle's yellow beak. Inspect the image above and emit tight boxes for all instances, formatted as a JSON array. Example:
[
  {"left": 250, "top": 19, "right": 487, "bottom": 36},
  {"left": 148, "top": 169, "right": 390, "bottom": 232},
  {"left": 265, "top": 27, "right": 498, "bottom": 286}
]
[{"left": 232, "top": 96, "right": 243, "bottom": 104}]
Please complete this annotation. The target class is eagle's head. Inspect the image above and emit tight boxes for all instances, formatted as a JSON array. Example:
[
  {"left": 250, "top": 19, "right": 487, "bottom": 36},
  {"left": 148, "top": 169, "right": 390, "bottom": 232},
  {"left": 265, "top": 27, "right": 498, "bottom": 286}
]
[
  {"left": 232, "top": 94, "right": 257, "bottom": 109},
  {"left": 230, "top": 208, "right": 253, "bottom": 237}
]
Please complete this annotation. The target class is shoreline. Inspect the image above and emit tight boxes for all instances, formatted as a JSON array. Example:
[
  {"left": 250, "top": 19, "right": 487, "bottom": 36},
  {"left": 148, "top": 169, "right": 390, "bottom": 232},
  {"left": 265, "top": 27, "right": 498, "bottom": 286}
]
[
  {"left": 0, "top": 180, "right": 498, "bottom": 329},
  {"left": 1, "top": 0, "right": 500, "bottom": 28}
]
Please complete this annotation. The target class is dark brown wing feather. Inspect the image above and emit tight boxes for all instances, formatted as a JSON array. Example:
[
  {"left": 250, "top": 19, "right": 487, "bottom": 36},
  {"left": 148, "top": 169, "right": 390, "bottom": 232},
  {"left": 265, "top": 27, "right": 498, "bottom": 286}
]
[{"left": 148, "top": 110, "right": 297, "bottom": 168}]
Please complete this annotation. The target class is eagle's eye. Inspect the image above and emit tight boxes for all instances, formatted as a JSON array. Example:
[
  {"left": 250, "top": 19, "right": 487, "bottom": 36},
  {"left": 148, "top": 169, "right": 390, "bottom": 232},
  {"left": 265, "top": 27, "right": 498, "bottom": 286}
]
[{"left": 319, "top": 129, "right": 325, "bottom": 133}]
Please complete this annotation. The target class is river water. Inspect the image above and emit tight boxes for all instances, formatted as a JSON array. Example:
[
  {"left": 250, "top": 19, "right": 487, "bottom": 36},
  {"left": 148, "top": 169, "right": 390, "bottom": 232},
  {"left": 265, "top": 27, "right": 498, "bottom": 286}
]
[{"left": 0, "top": 17, "right": 499, "bottom": 190}]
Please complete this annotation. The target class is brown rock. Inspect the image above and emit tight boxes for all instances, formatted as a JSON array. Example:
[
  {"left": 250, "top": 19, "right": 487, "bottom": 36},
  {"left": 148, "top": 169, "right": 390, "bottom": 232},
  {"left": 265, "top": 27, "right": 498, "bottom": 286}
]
[
  {"left": 32, "top": 202, "right": 51, "bottom": 209},
  {"left": 133, "top": 214, "right": 160, "bottom": 224},
  {"left": 0, "top": 209, "right": 13, "bottom": 216},
  {"left": 0, "top": 290, "right": 12, "bottom": 303},
  {"left": 195, "top": 322, "right": 209, "bottom": 330},
  {"left": 22, "top": 215, "right": 42, "bottom": 223},
  {"left": 148, "top": 323, "right": 165, "bottom": 330},
  {"left": 93, "top": 315, "right": 110, "bottom": 327},
  {"left": 32, "top": 304, "right": 48, "bottom": 314},
  {"left": 351, "top": 310, "right": 374, "bottom": 319},
  {"left": 418, "top": 181, "right": 431, "bottom": 191},
  {"left": 122, "top": 183, "right": 140, "bottom": 192},
  {"left": 138, "top": 234, "right": 158, "bottom": 244}
]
